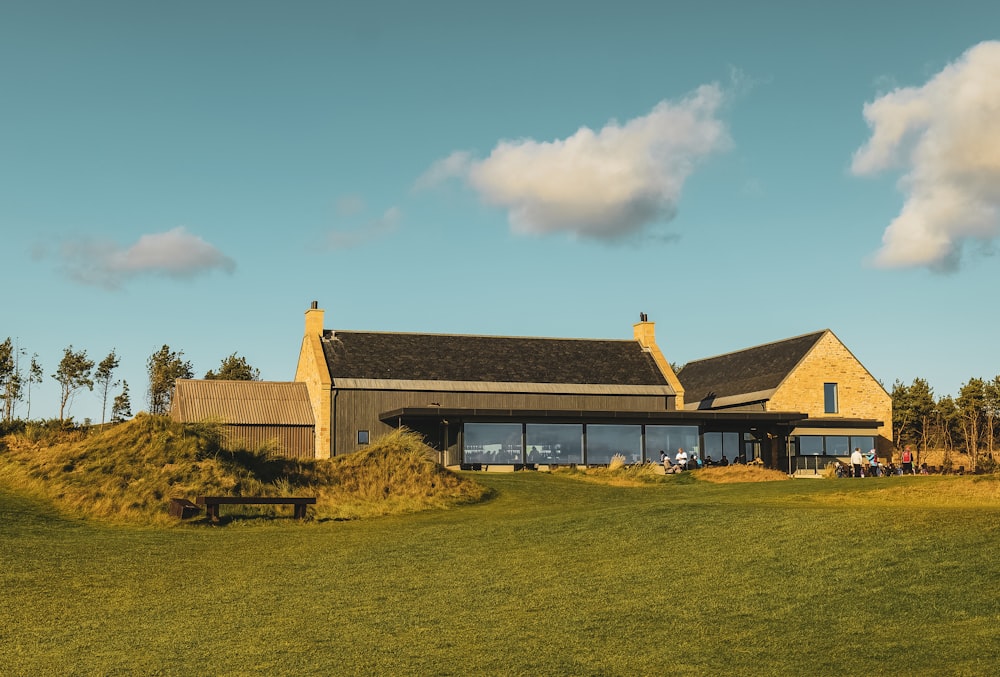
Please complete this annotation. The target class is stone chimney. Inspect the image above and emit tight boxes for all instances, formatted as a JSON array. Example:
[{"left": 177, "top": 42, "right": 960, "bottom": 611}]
[
  {"left": 296, "top": 301, "right": 332, "bottom": 458},
  {"left": 633, "top": 314, "right": 685, "bottom": 409},
  {"left": 305, "top": 300, "right": 325, "bottom": 337}
]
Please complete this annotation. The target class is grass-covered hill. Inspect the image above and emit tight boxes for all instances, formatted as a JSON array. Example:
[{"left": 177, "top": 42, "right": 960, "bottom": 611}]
[{"left": 0, "top": 414, "right": 490, "bottom": 525}]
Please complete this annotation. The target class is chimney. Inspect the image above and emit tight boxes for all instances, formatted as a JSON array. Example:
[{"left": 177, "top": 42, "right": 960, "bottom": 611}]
[
  {"left": 633, "top": 313, "right": 655, "bottom": 348},
  {"left": 305, "top": 301, "right": 325, "bottom": 337},
  {"left": 632, "top": 313, "right": 685, "bottom": 409}
]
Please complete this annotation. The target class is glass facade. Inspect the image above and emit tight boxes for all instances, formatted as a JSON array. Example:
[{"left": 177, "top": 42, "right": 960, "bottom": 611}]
[
  {"left": 525, "top": 424, "right": 583, "bottom": 464},
  {"left": 463, "top": 423, "right": 523, "bottom": 464},
  {"left": 585, "top": 425, "right": 642, "bottom": 464},
  {"left": 456, "top": 420, "right": 870, "bottom": 467},
  {"left": 703, "top": 432, "right": 740, "bottom": 463},
  {"left": 645, "top": 425, "right": 700, "bottom": 463},
  {"left": 797, "top": 434, "right": 874, "bottom": 456}
]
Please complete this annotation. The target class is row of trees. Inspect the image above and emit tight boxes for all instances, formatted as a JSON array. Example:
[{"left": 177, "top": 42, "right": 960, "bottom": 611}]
[
  {"left": 1, "top": 337, "right": 260, "bottom": 424},
  {"left": 892, "top": 376, "right": 1000, "bottom": 472}
]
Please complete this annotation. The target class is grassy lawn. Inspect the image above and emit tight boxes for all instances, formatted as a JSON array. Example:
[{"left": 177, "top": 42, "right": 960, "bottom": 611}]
[{"left": 2, "top": 472, "right": 999, "bottom": 675}]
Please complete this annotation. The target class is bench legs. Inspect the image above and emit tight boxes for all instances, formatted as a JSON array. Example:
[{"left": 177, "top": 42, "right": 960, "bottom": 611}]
[{"left": 294, "top": 504, "right": 307, "bottom": 520}]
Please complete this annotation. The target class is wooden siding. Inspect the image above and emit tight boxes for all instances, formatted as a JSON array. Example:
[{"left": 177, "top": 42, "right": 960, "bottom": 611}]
[
  {"left": 221, "top": 424, "right": 316, "bottom": 459},
  {"left": 330, "top": 388, "right": 673, "bottom": 457}
]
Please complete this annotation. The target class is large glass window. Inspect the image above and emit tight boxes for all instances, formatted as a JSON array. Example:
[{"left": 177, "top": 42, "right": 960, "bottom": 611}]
[
  {"left": 526, "top": 424, "right": 583, "bottom": 464},
  {"left": 703, "top": 432, "right": 740, "bottom": 463},
  {"left": 797, "top": 434, "right": 872, "bottom": 456},
  {"left": 851, "top": 436, "right": 875, "bottom": 455},
  {"left": 645, "top": 425, "right": 699, "bottom": 463},
  {"left": 463, "top": 423, "right": 522, "bottom": 464},
  {"left": 824, "top": 383, "right": 839, "bottom": 413},
  {"left": 827, "top": 436, "right": 850, "bottom": 455},
  {"left": 798, "top": 436, "right": 824, "bottom": 455},
  {"left": 586, "top": 425, "right": 641, "bottom": 465}
]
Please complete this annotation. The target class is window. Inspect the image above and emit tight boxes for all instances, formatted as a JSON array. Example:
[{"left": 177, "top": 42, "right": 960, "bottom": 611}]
[
  {"left": 585, "top": 425, "right": 642, "bottom": 465},
  {"left": 357, "top": 430, "right": 369, "bottom": 445},
  {"left": 824, "top": 383, "right": 839, "bottom": 413},
  {"left": 703, "top": 432, "right": 740, "bottom": 462},
  {"left": 526, "top": 424, "right": 583, "bottom": 464},
  {"left": 463, "top": 423, "right": 522, "bottom": 464},
  {"left": 645, "top": 425, "right": 699, "bottom": 463}
]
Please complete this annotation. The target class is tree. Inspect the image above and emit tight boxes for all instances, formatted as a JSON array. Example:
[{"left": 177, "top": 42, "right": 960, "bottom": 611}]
[
  {"left": 111, "top": 380, "right": 132, "bottom": 423},
  {"left": 0, "top": 337, "right": 17, "bottom": 421},
  {"left": 94, "top": 349, "right": 121, "bottom": 425},
  {"left": 204, "top": 352, "right": 261, "bottom": 381},
  {"left": 52, "top": 346, "right": 95, "bottom": 422},
  {"left": 25, "top": 354, "right": 42, "bottom": 420},
  {"left": 957, "top": 378, "right": 987, "bottom": 472},
  {"left": 146, "top": 345, "right": 193, "bottom": 414},
  {"left": 891, "top": 378, "right": 936, "bottom": 454},
  {"left": 983, "top": 376, "right": 1000, "bottom": 458}
]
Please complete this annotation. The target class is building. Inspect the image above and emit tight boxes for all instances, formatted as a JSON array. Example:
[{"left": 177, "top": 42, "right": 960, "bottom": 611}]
[
  {"left": 294, "top": 302, "right": 890, "bottom": 472},
  {"left": 170, "top": 379, "right": 316, "bottom": 459},
  {"left": 677, "top": 330, "right": 892, "bottom": 474}
]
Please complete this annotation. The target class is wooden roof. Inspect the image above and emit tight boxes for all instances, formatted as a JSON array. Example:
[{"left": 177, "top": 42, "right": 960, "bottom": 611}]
[
  {"left": 320, "top": 330, "right": 672, "bottom": 390},
  {"left": 678, "top": 331, "right": 828, "bottom": 407},
  {"left": 170, "top": 380, "right": 315, "bottom": 425}
]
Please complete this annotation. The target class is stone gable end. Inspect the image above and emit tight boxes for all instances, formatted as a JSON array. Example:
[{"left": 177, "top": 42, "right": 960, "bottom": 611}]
[{"left": 768, "top": 332, "right": 892, "bottom": 445}]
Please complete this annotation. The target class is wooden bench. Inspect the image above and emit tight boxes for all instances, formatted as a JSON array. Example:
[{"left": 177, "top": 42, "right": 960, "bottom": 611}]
[{"left": 195, "top": 496, "right": 317, "bottom": 521}]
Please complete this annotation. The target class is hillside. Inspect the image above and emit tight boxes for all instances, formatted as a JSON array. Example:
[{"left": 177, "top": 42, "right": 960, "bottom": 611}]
[{"left": 0, "top": 414, "right": 489, "bottom": 524}]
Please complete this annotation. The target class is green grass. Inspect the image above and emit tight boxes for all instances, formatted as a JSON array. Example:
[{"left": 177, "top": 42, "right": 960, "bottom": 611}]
[{"left": 2, "top": 473, "right": 999, "bottom": 675}]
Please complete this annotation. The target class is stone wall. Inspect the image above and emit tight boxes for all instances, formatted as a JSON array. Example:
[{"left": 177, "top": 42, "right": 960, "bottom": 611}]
[{"left": 768, "top": 331, "right": 893, "bottom": 454}]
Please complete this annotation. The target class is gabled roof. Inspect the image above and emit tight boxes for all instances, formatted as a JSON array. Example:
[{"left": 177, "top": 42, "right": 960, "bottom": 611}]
[
  {"left": 320, "top": 330, "right": 672, "bottom": 390},
  {"left": 678, "top": 331, "right": 828, "bottom": 408},
  {"left": 171, "top": 380, "right": 315, "bottom": 425}
]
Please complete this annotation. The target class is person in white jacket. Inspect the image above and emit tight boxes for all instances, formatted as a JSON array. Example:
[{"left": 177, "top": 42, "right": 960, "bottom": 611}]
[{"left": 850, "top": 448, "right": 864, "bottom": 477}]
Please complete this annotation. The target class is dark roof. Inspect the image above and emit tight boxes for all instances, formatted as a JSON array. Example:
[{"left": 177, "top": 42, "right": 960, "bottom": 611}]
[
  {"left": 678, "top": 331, "right": 828, "bottom": 405},
  {"left": 321, "top": 330, "right": 670, "bottom": 387}
]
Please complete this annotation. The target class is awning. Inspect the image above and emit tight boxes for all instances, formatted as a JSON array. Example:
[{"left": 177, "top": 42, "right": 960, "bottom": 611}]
[{"left": 792, "top": 426, "right": 881, "bottom": 437}]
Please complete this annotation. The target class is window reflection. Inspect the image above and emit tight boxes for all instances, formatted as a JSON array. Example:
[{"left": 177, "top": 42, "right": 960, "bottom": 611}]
[
  {"left": 525, "top": 424, "right": 583, "bottom": 464},
  {"left": 645, "top": 425, "right": 699, "bottom": 463},
  {"left": 703, "top": 432, "right": 740, "bottom": 462},
  {"left": 586, "top": 425, "right": 641, "bottom": 464},
  {"left": 463, "top": 423, "right": 522, "bottom": 464}
]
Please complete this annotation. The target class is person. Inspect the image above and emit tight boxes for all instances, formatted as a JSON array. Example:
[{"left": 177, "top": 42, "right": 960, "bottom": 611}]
[
  {"left": 868, "top": 449, "right": 880, "bottom": 477},
  {"left": 851, "top": 447, "right": 864, "bottom": 477},
  {"left": 901, "top": 445, "right": 914, "bottom": 475},
  {"left": 675, "top": 447, "right": 688, "bottom": 470},
  {"left": 719, "top": 455, "right": 729, "bottom": 467}
]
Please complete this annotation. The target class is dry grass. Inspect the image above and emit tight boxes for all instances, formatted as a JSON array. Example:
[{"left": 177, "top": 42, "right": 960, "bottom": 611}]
[
  {"left": 0, "top": 415, "right": 488, "bottom": 524},
  {"left": 693, "top": 464, "right": 792, "bottom": 483},
  {"left": 803, "top": 474, "right": 1000, "bottom": 508},
  {"left": 552, "top": 461, "right": 673, "bottom": 486}
]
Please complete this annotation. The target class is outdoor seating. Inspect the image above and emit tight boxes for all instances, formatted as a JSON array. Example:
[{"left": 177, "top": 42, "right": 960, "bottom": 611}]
[{"left": 195, "top": 496, "right": 316, "bottom": 521}]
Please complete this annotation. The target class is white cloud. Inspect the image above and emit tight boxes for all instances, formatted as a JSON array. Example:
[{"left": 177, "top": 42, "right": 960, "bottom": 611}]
[
  {"left": 326, "top": 207, "right": 401, "bottom": 250},
  {"left": 852, "top": 41, "right": 1000, "bottom": 270},
  {"left": 417, "top": 85, "right": 730, "bottom": 240},
  {"left": 56, "top": 227, "right": 236, "bottom": 289}
]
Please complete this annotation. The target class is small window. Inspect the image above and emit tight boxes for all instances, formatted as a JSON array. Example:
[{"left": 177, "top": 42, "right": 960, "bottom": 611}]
[
  {"left": 824, "top": 383, "right": 838, "bottom": 414},
  {"left": 357, "top": 430, "right": 369, "bottom": 445}
]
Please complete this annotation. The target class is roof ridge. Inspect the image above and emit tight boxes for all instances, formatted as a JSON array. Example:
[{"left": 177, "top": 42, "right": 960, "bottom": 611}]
[
  {"left": 326, "top": 329, "right": 635, "bottom": 343},
  {"left": 684, "top": 329, "right": 828, "bottom": 365}
]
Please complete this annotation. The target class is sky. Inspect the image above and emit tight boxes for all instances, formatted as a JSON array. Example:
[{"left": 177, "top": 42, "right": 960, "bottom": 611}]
[{"left": 2, "top": 0, "right": 1000, "bottom": 423}]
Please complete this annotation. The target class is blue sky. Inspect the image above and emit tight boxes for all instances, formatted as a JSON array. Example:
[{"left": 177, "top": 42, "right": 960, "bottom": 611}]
[{"left": 3, "top": 0, "right": 999, "bottom": 423}]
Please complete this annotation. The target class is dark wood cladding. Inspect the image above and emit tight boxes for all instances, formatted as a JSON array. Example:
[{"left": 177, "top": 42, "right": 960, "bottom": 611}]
[{"left": 330, "top": 387, "right": 672, "bottom": 456}]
